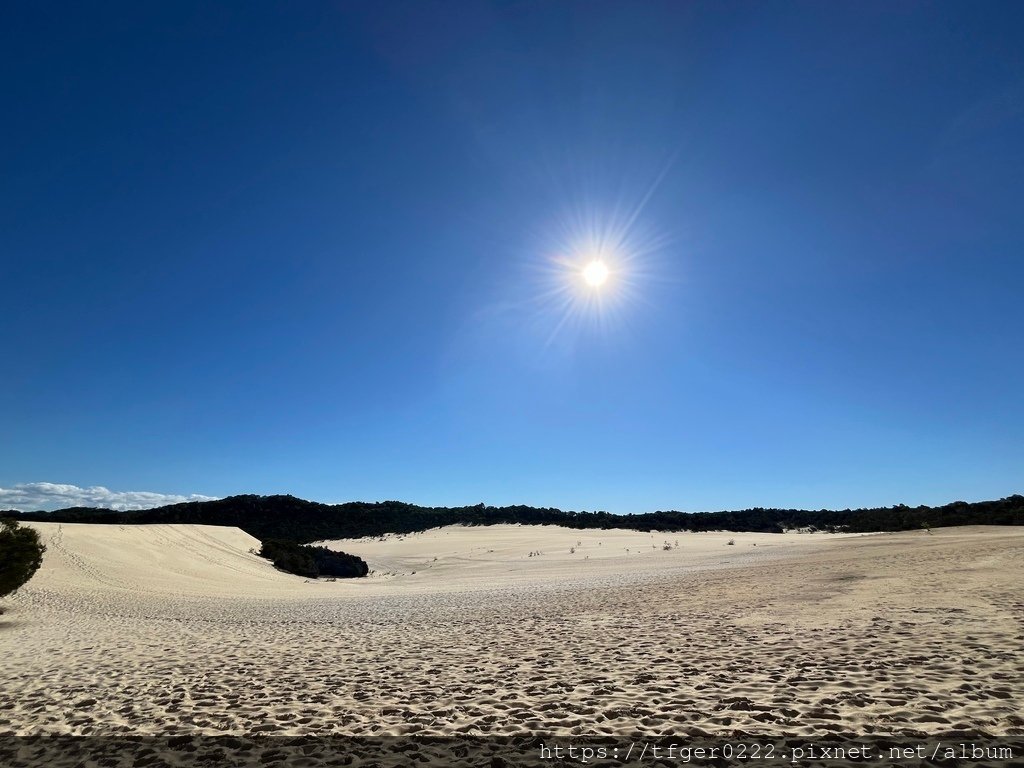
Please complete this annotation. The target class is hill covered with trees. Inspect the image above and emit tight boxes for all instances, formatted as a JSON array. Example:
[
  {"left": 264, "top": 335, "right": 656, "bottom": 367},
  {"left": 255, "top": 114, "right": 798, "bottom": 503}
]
[{"left": 6, "top": 493, "right": 1022, "bottom": 544}]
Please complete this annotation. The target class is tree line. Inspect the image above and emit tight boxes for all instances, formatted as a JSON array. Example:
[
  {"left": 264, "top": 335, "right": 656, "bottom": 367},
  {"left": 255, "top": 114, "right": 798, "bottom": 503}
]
[{"left": 7, "top": 493, "right": 1022, "bottom": 545}]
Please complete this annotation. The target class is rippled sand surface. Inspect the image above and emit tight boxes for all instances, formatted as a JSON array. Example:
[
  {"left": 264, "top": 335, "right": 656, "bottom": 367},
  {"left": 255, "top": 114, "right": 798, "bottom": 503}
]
[{"left": 2, "top": 522, "right": 1021, "bottom": 758}]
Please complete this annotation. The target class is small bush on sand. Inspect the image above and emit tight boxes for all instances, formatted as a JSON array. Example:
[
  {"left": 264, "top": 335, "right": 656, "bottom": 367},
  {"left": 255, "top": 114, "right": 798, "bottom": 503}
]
[{"left": 0, "top": 519, "right": 46, "bottom": 600}]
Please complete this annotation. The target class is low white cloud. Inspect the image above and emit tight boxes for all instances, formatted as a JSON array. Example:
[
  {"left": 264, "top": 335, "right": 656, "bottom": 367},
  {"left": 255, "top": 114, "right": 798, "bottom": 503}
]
[{"left": 0, "top": 482, "right": 218, "bottom": 512}]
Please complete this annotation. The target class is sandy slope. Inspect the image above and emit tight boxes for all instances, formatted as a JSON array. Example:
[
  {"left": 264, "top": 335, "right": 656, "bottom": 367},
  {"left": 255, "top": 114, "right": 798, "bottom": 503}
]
[
  {"left": 1, "top": 522, "right": 1021, "bottom": 753},
  {"left": 315, "top": 524, "right": 868, "bottom": 591}
]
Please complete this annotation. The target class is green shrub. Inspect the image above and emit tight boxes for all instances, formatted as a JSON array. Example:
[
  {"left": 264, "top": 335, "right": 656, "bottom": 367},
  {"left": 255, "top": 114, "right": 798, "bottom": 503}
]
[
  {"left": 257, "top": 539, "right": 367, "bottom": 579},
  {"left": 0, "top": 519, "right": 46, "bottom": 599},
  {"left": 311, "top": 546, "right": 369, "bottom": 578}
]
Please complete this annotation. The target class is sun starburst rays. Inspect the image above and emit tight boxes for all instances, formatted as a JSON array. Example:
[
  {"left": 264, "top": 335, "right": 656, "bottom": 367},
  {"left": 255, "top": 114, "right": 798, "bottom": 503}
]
[{"left": 528, "top": 196, "right": 666, "bottom": 349}]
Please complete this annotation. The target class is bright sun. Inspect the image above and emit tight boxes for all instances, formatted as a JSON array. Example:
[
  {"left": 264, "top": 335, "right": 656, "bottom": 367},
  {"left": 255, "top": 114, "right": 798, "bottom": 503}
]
[{"left": 582, "top": 259, "right": 609, "bottom": 288}]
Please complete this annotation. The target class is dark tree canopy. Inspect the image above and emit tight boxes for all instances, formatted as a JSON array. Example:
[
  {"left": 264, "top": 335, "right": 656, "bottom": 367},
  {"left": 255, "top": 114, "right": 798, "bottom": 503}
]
[
  {"left": 258, "top": 540, "right": 368, "bottom": 579},
  {"left": 0, "top": 519, "right": 46, "bottom": 599}
]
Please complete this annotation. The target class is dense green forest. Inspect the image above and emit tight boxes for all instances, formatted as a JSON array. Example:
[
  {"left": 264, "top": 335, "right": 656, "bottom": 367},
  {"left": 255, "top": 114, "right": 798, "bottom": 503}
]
[{"left": 6, "top": 493, "right": 1022, "bottom": 544}]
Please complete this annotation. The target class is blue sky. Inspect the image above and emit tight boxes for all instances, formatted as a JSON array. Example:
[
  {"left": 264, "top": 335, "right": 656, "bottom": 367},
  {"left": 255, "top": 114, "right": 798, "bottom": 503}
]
[{"left": 2, "top": 2, "right": 1022, "bottom": 512}]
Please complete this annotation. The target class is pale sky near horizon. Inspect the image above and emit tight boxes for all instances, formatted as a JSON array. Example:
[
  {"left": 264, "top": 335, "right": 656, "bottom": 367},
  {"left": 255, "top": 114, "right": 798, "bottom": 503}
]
[{"left": 3, "top": 2, "right": 1023, "bottom": 513}]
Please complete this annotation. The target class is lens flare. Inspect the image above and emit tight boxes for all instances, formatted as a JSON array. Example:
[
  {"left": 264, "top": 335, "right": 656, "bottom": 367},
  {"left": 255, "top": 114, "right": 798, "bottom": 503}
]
[{"left": 502, "top": 156, "right": 676, "bottom": 353}]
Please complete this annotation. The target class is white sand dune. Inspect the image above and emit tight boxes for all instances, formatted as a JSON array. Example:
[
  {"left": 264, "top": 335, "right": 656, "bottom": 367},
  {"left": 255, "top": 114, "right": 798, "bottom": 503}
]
[
  {"left": 21, "top": 522, "right": 282, "bottom": 595},
  {"left": 315, "top": 524, "right": 867, "bottom": 591},
  {"left": 1, "top": 521, "right": 1021, "bottom": 757},
  {"left": 14, "top": 521, "right": 860, "bottom": 602}
]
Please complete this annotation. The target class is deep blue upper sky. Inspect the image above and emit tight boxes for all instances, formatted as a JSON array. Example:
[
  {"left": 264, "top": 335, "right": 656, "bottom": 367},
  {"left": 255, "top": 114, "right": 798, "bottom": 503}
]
[{"left": 2, "top": 2, "right": 1022, "bottom": 512}]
